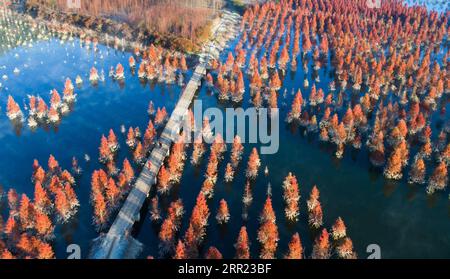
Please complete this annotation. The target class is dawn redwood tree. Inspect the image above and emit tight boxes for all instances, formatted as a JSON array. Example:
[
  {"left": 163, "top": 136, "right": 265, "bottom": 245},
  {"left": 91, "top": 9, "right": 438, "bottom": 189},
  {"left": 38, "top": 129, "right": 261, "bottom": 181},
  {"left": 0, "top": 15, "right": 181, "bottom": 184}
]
[
  {"left": 126, "top": 127, "right": 136, "bottom": 148},
  {"left": 224, "top": 163, "right": 234, "bottom": 183},
  {"left": 154, "top": 107, "right": 168, "bottom": 127},
  {"left": 55, "top": 188, "right": 71, "bottom": 223},
  {"left": 157, "top": 165, "right": 171, "bottom": 195},
  {"left": 311, "top": 229, "right": 331, "bottom": 259},
  {"left": 308, "top": 202, "right": 323, "bottom": 228},
  {"left": 278, "top": 46, "right": 289, "bottom": 69},
  {"left": 92, "top": 191, "right": 108, "bottom": 228},
  {"left": 408, "top": 157, "right": 426, "bottom": 184},
  {"left": 17, "top": 233, "right": 33, "bottom": 255},
  {"left": 36, "top": 240, "right": 55, "bottom": 259},
  {"left": 191, "top": 137, "right": 205, "bottom": 166},
  {"left": 1, "top": 249, "right": 15, "bottom": 259},
  {"left": 34, "top": 182, "right": 51, "bottom": 213},
  {"left": 246, "top": 148, "right": 261, "bottom": 180},
  {"left": 284, "top": 233, "right": 303, "bottom": 259},
  {"left": 150, "top": 196, "right": 161, "bottom": 222},
  {"left": 19, "top": 194, "right": 34, "bottom": 230},
  {"left": 368, "top": 131, "right": 386, "bottom": 167},
  {"left": 99, "top": 135, "right": 112, "bottom": 163},
  {"left": 307, "top": 185, "right": 320, "bottom": 212},
  {"left": 64, "top": 183, "right": 79, "bottom": 210},
  {"left": 230, "top": 136, "right": 244, "bottom": 168},
  {"left": 287, "top": 89, "right": 303, "bottom": 123},
  {"left": 336, "top": 237, "right": 357, "bottom": 259},
  {"left": 7, "top": 189, "right": 19, "bottom": 212},
  {"left": 384, "top": 146, "right": 404, "bottom": 180},
  {"left": 427, "top": 162, "right": 448, "bottom": 194},
  {"left": 204, "top": 152, "right": 218, "bottom": 187},
  {"left": 183, "top": 224, "right": 199, "bottom": 259},
  {"left": 252, "top": 91, "right": 262, "bottom": 108},
  {"left": 331, "top": 217, "right": 347, "bottom": 240},
  {"left": 235, "top": 226, "right": 250, "bottom": 259},
  {"left": 159, "top": 210, "right": 177, "bottom": 254},
  {"left": 173, "top": 240, "right": 186, "bottom": 259},
  {"left": 250, "top": 70, "right": 262, "bottom": 89},
  {"left": 189, "top": 192, "right": 210, "bottom": 244},
  {"left": 283, "top": 172, "right": 300, "bottom": 221},
  {"left": 242, "top": 181, "right": 253, "bottom": 207},
  {"left": 4, "top": 215, "right": 19, "bottom": 243},
  {"left": 438, "top": 143, "right": 450, "bottom": 165},
  {"left": 48, "top": 155, "right": 60, "bottom": 173},
  {"left": 106, "top": 178, "right": 120, "bottom": 205},
  {"left": 269, "top": 70, "right": 281, "bottom": 90},
  {"left": 260, "top": 196, "right": 276, "bottom": 224},
  {"left": 121, "top": 159, "right": 135, "bottom": 184},
  {"left": 205, "top": 247, "right": 223, "bottom": 259},
  {"left": 257, "top": 219, "right": 279, "bottom": 259},
  {"left": 6, "top": 95, "right": 22, "bottom": 120},
  {"left": 133, "top": 142, "right": 145, "bottom": 165},
  {"left": 143, "top": 120, "right": 156, "bottom": 150},
  {"left": 216, "top": 199, "right": 230, "bottom": 224},
  {"left": 107, "top": 129, "right": 119, "bottom": 152},
  {"left": 34, "top": 211, "right": 54, "bottom": 239}
]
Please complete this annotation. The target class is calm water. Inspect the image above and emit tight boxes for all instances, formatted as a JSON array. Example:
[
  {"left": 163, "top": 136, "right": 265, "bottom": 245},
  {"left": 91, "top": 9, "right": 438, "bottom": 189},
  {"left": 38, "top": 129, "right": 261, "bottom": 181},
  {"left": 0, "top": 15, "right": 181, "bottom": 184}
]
[
  {"left": 134, "top": 34, "right": 450, "bottom": 259},
  {"left": 0, "top": 36, "right": 184, "bottom": 258},
  {"left": 0, "top": 21, "right": 449, "bottom": 260}
]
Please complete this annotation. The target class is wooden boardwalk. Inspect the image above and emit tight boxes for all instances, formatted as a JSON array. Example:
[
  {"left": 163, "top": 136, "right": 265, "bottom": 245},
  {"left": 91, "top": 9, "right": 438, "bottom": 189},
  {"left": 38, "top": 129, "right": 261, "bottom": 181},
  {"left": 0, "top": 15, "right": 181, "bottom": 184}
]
[{"left": 90, "top": 10, "right": 241, "bottom": 259}]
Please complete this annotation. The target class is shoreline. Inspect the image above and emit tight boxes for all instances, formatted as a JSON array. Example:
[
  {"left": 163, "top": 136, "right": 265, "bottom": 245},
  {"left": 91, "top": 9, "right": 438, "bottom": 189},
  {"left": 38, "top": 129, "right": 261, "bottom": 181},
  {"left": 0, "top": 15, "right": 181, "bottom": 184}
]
[{"left": 15, "top": 2, "right": 223, "bottom": 54}]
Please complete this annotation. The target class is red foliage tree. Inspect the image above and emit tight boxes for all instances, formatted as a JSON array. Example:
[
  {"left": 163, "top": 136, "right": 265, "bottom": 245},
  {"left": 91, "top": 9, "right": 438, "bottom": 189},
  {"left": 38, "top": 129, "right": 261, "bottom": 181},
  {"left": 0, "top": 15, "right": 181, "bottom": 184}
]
[
  {"left": 235, "top": 226, "right": 250, "bottom": 259},
  {"left": 157, "top": 165, "right": 171, "bottom": 194},
  {"left": 408, "top": 157, "right": 426, "bottom": 184},
  {"left": 48, "top": 155, "right": 60, "bottom": 173},
  {"left": 205, "top": 247, "right": 223, "bottom": 259},
  {"left": 384, "top": 145, "right": 404, "bottom": 180},
  {"left": 99, "top": 135, "right": 112, "bottom": 163},
  {"left": 216, "top": 199, "right": 230, "bottom": 224},
  {"left": 269, "top": 70, "right": 282, "bottom": 90},
  {"left": 257, "top": 219, "right": 279, "bottom": 259},
  {"left": 230, "top": 135, "right": 244, "bottom": 168},
  {"left": 308, "top": 202, "right": 323, "bottom": 228},
  {"left": 260, "top": 196, "right": 276, "bottom": 224},
  {"left": 173, "top": 240, "right": 186, "bottom": 259},
  {"left": 312, "top": 229, "right": 331, "bottom": 259},
  {"left": 284, "top": 233, "right": 303, "bottom": 259},
  {"left": 427, "top": 162, "right": 448, "bottom": 194},
  {"left": 19, "top": 194, "right": 34, "bottom": 230},
  {"left": 224, "top": 163, "right": 234, "bottom": 183},
  {"left": 121, "top": 159, "right": 135, "bottom": 184},
  {"left": 34, "top": 182, "right": 51, "bottom": 213},
  {"left": 246, "top": 148, "right": 261, "bottom": 180},
  {"left": 93, "top": 191, "right": 108, "bottom": 228},
  {"left": 34, "top": 211, "right": 54, "bottom": 239},
  {"left": 7, "top": 189, "right": 19, "bottom": 212},
  {"left": 283, "top": 172, "right": 300, "bottom": 221},
  {"left": 331, "top": 217, "right": 347, "bottom": 240},
  {"left": 150, "top": 196, "right": 161, "bottom": 222},
  {"left": 287, "top": 90, "right": 303, "bottom": 122},
  {"left": 337, "top": 237, "right": 357, "bottom": 259},
  {"left": 55, "top": 189, "right": 71, "bottom": 223}
]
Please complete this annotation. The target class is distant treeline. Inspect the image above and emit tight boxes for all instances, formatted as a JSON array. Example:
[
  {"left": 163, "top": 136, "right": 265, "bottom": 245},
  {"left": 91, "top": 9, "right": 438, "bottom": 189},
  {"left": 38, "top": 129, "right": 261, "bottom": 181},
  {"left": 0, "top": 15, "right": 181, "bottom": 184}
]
[{"left": 27, "top": 0, "right": 223, "bottom": 41}]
